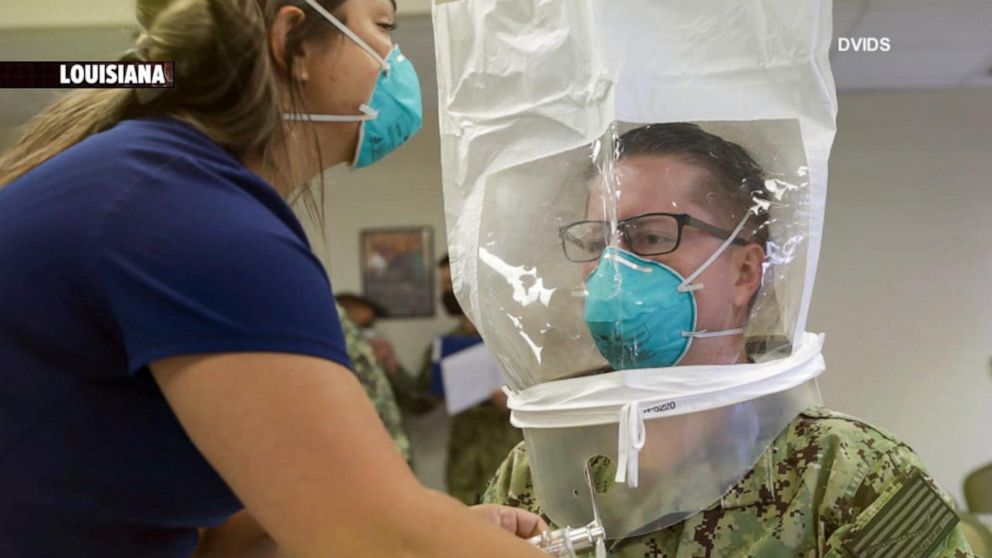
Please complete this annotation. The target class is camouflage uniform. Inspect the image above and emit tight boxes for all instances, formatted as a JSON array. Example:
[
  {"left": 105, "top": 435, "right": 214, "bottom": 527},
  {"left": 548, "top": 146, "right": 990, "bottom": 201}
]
[
  {"left": 390, "top": 324, "right": 523, "bottom": 505},
  {"left": 336, "top": 303, "right": 411, "bottom": 462},
  {"left": 484, "top": 407, "right": 975, "bottom": 558}
]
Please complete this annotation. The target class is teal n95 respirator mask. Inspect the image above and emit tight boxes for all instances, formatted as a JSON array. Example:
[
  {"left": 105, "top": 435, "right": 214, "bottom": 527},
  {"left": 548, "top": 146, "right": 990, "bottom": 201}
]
[
  {"left": 284, "top": 0, "right": 423, "bottom": 169},
  {"left": 584, "top": 213, "right": 750, "bottom": 370}
]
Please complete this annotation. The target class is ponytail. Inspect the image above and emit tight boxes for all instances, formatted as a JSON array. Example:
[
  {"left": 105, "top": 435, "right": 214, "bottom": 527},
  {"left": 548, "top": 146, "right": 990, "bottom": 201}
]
[
  {"left": 0, "top": 89, "right": 134, "bottom": 186},
  {"left": 0, "top": 0, "right": 348, "bottom": 189}
]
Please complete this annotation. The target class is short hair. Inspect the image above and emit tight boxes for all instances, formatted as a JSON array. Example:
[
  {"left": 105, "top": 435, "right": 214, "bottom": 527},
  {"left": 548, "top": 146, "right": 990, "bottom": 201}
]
[
  {"left": 334, "top": 293, "right": 389, "bottom": 318},
  {"left": 615, "top": 123, "right": 770, "bottom": 246}
]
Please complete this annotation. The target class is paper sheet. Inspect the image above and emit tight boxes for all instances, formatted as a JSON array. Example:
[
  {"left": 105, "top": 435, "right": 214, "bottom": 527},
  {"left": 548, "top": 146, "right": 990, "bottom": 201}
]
[{"left": 441, "top": 342, "right": 505, "bottom": 415}]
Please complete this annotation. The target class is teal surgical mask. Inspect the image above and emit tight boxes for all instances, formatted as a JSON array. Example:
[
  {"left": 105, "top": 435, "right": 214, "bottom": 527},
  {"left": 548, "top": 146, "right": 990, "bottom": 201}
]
[
  {"left": 284, "top": 0, "right": 423, "bottom": 169},
  {"left": 584, "top": 215, "right": 750, "bottom": 369}
]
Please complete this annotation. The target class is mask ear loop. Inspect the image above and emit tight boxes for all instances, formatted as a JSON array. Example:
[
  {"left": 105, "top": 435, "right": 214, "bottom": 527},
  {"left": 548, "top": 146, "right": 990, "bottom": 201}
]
[
  {"left": 677, "top": 213, "right": 751, "bottom": 293},
  {"left": 685, "top": 328, "right": 744, "bottom": 338},
  {"left": 350, "top": 118, "right": 366, "bottom": 167},
  {"left": 677, "top": 214, "right": 752, "bottom": 341},
  {"left": 300, "top": 0, "right": 391, "bottom": 73},
  {"left": 282, "top": 105, "right": 379, "bottom": 122}
]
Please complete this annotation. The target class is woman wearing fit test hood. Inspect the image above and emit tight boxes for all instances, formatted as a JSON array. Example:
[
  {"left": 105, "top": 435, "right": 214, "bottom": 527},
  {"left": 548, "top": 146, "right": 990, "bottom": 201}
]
[{"left": 0, "top": 1, "right": 548, "bottom": 556}]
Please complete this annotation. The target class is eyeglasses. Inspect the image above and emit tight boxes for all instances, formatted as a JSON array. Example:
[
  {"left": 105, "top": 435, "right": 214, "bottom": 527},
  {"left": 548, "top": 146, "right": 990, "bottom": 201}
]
[{"left": 558, "top": 212, "right": 749, "bottom": 263}]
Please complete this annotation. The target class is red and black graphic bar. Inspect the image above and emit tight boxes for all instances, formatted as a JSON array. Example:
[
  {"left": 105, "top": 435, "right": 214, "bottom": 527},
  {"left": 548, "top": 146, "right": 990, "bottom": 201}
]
[{"left": 0, "top": 61, "right": 175, "bottom": 89}]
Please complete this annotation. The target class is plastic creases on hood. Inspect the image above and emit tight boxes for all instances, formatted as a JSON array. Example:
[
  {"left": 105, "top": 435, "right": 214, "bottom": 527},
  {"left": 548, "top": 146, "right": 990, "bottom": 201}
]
[{"left": 433, "top": 0, "right": 837, "bottom": 543}]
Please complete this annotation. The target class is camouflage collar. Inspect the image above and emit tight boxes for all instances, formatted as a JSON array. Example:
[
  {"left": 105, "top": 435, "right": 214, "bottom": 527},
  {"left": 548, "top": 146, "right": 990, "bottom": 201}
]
[{"left": 714, "top": 442, "right": 779, "bottom": 511}]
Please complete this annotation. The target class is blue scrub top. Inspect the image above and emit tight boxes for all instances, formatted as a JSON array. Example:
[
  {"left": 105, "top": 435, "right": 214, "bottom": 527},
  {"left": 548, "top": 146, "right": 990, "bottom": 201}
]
[{"left": 0, "top": 117, "right": 352, "bottom": 557}]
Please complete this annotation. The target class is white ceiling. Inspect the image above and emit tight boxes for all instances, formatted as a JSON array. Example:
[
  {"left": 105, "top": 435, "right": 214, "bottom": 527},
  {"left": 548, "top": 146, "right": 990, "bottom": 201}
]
[{"left": 2, "top": 1, "right": 990, "bottom": 146}]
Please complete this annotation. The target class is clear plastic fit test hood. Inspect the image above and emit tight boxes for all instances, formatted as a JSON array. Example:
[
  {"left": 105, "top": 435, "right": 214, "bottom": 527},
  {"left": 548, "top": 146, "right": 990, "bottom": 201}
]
[{"left": 432, "top": 0, "right": 837, "bottom": 541}]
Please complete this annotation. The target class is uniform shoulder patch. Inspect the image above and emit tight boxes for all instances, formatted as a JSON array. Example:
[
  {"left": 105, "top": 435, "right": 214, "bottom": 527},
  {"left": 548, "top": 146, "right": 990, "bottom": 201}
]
[{"left": 844, "top": 469, "right": 959, "bottom": 558}]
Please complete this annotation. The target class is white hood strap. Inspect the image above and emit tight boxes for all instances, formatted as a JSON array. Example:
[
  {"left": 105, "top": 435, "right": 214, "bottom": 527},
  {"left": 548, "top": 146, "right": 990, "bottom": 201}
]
[{"left": 615, "top": 402, "right": 647, "bottom": 487}]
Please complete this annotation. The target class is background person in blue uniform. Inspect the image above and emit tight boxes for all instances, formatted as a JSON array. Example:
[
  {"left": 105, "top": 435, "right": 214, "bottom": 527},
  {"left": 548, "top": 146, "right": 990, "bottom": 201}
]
[{"left": 0, "top": 0, "right": 547, "bottom": 557}]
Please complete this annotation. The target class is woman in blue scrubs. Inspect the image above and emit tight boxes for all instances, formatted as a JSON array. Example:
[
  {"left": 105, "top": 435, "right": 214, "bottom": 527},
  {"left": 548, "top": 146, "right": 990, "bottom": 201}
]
[{"left": 0, "top": 1, "right": 545, "bottom": 556}]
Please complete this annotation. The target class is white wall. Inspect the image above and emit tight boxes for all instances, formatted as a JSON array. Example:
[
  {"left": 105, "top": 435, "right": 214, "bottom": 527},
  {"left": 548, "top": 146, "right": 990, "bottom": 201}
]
[
  {"left": 809, "top": 87, "right": 992, "bottom": 506},
  {"left": 322, "top": 115, "right": 454, "bottom": 370},
  {"left": 321, "top": 114, "right": 457, "bottom": 490},
  {"left": 0, "top": 1, "right": 135, "bottom": 28}
]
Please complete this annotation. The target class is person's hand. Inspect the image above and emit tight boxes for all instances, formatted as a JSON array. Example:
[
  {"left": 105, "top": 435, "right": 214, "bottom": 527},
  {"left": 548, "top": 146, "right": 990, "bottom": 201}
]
[
  {"left": 192, "top": 510, "right": 281, "bottom": 558},
  {"left": 470, "top": 504, "right": 548, "bottom": 539},
  {"left": 489, "top": 389, "right": 509, "bottom": 411},
  {"left": 367, "top": 337, "right": 398, "bottom": 375}
]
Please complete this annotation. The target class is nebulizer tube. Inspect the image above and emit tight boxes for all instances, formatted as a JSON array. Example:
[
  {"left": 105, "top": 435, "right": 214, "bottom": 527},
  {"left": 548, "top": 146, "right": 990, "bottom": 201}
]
[
  {"left": 528, "top": 523, "right": 607, "bottom": 557},
  {"left": 528, "top": 466, "right": 608, "bottom": 558}
]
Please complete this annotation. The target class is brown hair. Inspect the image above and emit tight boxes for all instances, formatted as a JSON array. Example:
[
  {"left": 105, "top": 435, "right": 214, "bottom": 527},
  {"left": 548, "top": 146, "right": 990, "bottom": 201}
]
[
  {"left": 616, "top": 123, "right": 770, "bottom": 247},
  {"left": 0, "top": 0, "right": 351, "bottom": 189}
]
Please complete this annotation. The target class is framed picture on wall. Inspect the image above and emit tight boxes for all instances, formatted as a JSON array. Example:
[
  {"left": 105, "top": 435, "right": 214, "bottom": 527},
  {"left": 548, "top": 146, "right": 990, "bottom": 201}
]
[{"left": 360, "top": 227, "right": 434, "bottom": 318}]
